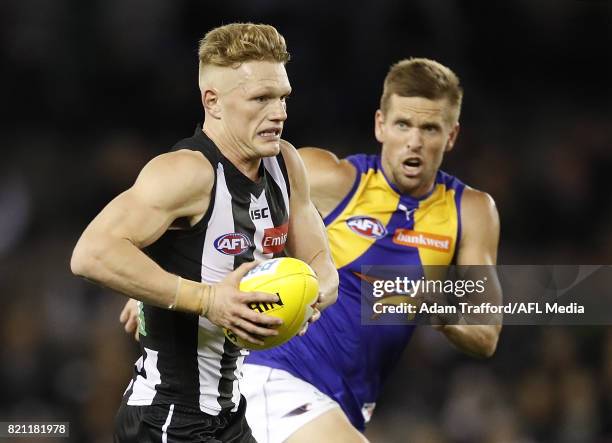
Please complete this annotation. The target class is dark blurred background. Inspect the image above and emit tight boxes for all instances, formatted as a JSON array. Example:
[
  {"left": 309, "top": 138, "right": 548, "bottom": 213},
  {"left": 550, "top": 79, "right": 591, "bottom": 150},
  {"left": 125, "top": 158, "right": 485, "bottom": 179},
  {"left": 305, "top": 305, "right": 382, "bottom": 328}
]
[{"left": 1, "top": 1, "right": 612, "bottom": 442}]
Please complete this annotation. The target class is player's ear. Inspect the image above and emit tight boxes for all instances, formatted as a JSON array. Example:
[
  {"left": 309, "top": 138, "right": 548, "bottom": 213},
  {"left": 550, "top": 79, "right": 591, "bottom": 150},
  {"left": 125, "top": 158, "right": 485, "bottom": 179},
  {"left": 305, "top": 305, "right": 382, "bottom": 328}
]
[
  {"left": 203, "top": 89, "right": 221, "bottom": 119},
  {"left": 445, "top": 122, "right": 460, "bottom": 152},
  {"left": 374, "top": 109, "right": 385, "bottom": 143}
]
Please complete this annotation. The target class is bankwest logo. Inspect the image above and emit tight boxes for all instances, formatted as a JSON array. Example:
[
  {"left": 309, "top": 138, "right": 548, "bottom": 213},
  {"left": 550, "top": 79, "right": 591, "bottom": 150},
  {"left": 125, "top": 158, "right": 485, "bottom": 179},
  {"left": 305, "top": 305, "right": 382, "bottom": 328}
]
[
  {"left": 263, "top": 223, "right": 288, "bottom": 254},
  {"left": 392, "top": 229, "right": 452, "bottom": 252}
]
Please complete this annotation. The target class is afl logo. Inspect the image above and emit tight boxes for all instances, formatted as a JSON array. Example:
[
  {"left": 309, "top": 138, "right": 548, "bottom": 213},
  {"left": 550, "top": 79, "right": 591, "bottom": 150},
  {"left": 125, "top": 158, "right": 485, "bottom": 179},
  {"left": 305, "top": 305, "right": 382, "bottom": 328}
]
[
  {"left": 214, "top": 233, "right": 251, "bottom": 255},
  {"left": 346, "top": 216, "right": 387, "bottom": 239}
]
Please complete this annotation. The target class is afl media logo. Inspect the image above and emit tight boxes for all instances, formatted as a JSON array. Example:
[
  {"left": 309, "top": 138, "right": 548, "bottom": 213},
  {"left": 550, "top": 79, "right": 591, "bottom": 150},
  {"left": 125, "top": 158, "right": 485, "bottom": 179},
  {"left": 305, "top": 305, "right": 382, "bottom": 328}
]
[
  {"left": 214, "top": 233, "right": 251, "bottom": 255},
  {"left": 346, "top": 216, "right": 387, "bottom": 239}
]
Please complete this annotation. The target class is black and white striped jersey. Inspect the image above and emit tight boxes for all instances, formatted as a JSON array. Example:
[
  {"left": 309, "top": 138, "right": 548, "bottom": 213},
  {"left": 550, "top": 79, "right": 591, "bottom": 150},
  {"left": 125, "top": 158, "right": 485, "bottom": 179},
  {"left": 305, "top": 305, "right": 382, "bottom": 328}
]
[{"left": 122, "top": 127, "right": 291, "bottom": 415}]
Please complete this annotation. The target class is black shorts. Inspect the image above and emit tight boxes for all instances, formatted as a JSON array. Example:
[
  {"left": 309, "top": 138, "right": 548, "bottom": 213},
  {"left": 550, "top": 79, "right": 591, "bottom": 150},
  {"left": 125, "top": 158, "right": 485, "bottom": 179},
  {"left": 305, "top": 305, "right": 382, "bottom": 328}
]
[{"left": 113, "top": 396, "right": 256, "bottom": 443}]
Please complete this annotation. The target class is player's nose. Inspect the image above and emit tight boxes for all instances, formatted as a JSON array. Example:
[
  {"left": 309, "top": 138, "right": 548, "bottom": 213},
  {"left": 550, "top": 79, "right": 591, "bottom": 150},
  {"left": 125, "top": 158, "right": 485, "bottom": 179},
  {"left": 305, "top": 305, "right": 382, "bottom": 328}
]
[
  {"left": 268, "top": 99, "right": 287, "bottom": 122},
  {"left": 405, "top": 128, "right": 423, "bottom": 150}
]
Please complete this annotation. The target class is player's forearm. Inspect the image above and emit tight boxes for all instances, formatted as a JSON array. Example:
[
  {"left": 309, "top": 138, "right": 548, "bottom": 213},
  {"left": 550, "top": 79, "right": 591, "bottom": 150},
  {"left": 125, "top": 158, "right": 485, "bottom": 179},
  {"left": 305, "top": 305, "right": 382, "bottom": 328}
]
[
  {"left": 308, "top": 249, "right": 339, "bottom": 310},
  {"left": 287, "top": 204, "right": 339, "bottom": 310},
  {"left": 439, "top": 324, "right": 501, "bottom": 358},
  {"left": 71, "top": 231, "right": 178, "bottom": 308}
]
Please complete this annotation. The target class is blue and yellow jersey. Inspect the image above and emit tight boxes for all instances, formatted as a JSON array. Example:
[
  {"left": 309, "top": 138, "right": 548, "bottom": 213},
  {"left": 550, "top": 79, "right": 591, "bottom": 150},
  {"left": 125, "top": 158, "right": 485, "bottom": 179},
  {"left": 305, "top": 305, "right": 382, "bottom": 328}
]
[{"left": 246, "top": 153, "right": 465, "bottom": 430}]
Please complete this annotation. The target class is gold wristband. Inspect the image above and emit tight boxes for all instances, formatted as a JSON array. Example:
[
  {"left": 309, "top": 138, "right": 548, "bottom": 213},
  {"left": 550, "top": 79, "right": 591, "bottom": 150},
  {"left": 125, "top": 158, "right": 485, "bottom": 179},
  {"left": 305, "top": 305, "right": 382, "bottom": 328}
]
[{"left": 171, "top": 277, "right": 214, "bottom": 316}]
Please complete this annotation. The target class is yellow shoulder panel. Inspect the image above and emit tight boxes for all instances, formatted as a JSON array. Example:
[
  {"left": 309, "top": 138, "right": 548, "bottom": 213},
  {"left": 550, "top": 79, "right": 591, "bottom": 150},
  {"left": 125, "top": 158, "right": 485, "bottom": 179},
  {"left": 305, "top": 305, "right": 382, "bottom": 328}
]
[{"left": 327, "top": 170, "right": 400, "bottom": 268}]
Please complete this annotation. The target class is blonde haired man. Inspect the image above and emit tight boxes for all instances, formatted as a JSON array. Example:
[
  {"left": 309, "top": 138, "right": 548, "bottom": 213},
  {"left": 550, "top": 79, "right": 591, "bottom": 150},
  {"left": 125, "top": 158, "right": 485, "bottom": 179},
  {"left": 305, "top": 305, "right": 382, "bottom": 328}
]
[
  {"left": 72, "top": 23, "right": 338, "bottom": 442},
  {"left": 241, "top": 58, "right": 502, "bottom": 442}
]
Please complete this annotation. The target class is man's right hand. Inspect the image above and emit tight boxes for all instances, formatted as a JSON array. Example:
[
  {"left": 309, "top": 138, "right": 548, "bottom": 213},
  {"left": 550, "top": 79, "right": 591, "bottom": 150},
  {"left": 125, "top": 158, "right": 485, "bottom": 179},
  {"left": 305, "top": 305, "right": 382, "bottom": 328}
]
[{"left": 205, "top": 261, "right": 283, "bottom": 347}]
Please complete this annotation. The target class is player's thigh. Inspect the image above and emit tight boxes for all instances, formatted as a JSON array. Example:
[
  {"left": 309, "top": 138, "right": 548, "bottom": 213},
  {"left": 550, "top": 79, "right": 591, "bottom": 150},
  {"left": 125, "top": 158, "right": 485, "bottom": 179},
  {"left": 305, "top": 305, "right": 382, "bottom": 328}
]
[
  {"left": 242, "top": 364, "right": 359, "bottom": 443},
  {"left": 285, "top": 407, "right": 369, "bottom": 443}
]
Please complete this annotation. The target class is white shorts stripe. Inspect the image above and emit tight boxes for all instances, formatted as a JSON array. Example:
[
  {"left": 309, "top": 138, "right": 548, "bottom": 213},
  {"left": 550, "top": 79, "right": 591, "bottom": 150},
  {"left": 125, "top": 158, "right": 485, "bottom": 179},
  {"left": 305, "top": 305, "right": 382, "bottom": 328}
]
[{"left": 161, "top": 403, "right": 174, "bottom": 443}]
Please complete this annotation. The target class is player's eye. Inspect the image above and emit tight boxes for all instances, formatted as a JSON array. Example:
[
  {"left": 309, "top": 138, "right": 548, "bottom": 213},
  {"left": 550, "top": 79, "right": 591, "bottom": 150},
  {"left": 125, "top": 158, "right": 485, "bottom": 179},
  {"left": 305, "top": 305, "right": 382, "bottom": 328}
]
[
  {"left": 396, "top": 121, "right": 409, "bottom": 129},
  {"left": 423, "top": 125, "right": 440, "bottom": 133},
  {"left": 254, "top": 96, "right": 269, "bottom": 103}
]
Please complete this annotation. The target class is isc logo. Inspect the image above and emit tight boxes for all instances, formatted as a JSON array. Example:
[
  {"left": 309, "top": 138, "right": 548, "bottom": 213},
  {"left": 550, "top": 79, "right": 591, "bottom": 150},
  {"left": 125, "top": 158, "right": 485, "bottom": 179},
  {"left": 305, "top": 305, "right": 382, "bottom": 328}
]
[
  {"left": 250, "top": 208, "right": 270, "bottom": 220},
  {"left": 346, "top": 216, "right": 387, "bottom": 239},
  {"left": 214, "top": 233, "right": 251, "bottom": 255}
]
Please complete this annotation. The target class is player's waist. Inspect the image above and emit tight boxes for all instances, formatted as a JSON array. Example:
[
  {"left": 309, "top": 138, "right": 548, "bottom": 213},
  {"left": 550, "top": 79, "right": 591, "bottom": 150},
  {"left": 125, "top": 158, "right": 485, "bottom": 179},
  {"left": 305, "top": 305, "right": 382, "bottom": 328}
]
[{"left": 127, "top": 373, "right": 241, "bottom": 415}]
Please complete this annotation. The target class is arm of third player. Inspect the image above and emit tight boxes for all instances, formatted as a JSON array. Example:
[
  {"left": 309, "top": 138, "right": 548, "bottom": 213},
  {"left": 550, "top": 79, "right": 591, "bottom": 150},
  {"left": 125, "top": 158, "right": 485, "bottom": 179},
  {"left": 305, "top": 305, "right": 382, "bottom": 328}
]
[{"left": 438, "top": 188, "right": 502, "bottom": 358}]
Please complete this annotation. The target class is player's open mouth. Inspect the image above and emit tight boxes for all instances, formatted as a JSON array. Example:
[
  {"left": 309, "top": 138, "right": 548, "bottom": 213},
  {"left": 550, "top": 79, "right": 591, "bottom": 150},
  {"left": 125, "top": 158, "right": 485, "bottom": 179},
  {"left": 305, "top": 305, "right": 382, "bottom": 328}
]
[
  {"left": 257, "top": 128, "right": 282, "bottom": 140},
  {"left": 401, "top": 158, "right": 422, "bottom": 176}
]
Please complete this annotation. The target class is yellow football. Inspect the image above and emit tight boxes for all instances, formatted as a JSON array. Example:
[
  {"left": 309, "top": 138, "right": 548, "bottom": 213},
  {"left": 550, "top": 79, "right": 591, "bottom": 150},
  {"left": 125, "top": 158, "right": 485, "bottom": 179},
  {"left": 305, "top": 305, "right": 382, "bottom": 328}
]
[{"left": 224, "top": 257, "right": 319, "bottom": 350}]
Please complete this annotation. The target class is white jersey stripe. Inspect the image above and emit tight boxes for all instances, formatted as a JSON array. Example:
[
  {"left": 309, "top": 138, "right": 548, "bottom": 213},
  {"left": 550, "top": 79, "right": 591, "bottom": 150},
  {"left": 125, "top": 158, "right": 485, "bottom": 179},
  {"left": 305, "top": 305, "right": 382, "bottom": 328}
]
[
  {"left": 197, "top": 316, "right": 229, "bottom": 415},
  {"left": 232, "top": 352, "right": 247, "bottom": 412},
  {"left": 127, "top": 347, "right": 161, "bottom": 406},
  {"left": 123, "top": 378, "right": 134, "bottom": 396},
  {"left": 263, "top": 157, "right": 290, "bottom": 215},
  {"left": 250, "top": 189, "right": 275, "bottom": 261}
]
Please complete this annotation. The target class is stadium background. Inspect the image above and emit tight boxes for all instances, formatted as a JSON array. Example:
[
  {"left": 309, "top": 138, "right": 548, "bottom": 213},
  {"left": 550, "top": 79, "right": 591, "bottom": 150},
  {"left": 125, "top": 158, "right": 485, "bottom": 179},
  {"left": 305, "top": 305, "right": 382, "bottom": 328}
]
[{"left": 1, "top": 1, "right": 612, "bottom": 442}]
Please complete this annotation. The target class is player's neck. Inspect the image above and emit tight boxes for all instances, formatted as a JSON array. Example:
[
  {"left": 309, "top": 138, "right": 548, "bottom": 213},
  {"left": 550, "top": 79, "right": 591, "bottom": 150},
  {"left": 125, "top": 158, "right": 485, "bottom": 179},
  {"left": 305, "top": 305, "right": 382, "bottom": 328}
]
[
  {"left": 201, "top": 125, "right": 261, "bottom": 182},
  {"left": 380, "top": 156, "right": 436, "bottom": 198}
]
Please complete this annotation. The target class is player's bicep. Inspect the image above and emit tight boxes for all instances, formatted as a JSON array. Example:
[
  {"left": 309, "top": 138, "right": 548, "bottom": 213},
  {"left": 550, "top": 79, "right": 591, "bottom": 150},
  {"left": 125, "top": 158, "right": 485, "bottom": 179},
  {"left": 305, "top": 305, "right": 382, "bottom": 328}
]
[
  {"left": 82, "top": 189, "right": 175, "bottom": 249},
  {"left": 456, "top": 189, "right": 500, "bottom": 265},
  {"left": 298, "top": 147, "right": 356, "bottom": 216},
  {"left": 80, "top": 150, "right": 212, "bottom": 249},
  {"left": 282, "top": 143, "right": 330, "bottom": 260}
]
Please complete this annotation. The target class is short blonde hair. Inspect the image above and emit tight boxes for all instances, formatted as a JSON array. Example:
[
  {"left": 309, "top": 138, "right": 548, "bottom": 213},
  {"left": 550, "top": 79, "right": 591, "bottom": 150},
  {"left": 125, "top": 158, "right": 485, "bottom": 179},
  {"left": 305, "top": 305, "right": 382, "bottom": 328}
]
[
  {"left": 380, "top": 58, "right": 463, "bottom": 123},
  {"left": 198, "top": 23, "right": 290, "bottom": 68}
]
